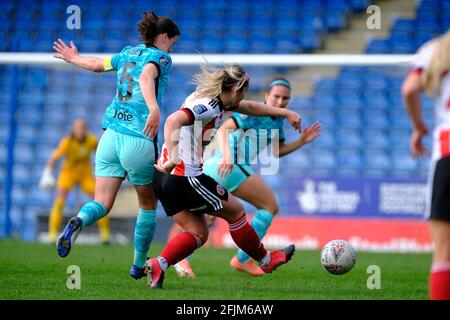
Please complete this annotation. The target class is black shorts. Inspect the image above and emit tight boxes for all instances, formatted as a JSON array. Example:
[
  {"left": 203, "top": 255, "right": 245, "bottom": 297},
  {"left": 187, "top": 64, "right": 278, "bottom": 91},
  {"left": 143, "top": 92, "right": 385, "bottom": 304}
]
[
  {"left": 428, "top": 156, "right": 450, "bottom": 222},
  {"left": 153, "top": 170, "right": 229, "bottom": 217}
]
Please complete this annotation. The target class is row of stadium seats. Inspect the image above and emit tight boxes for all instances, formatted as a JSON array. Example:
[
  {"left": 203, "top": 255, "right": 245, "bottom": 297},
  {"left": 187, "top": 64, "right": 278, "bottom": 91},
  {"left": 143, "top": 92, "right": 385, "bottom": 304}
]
[
  {"left": 366, "top": 0, "right": 450, "bottom": 53},
  {"left": 1, "top": 0, "right": 373, "bottom": 53}
]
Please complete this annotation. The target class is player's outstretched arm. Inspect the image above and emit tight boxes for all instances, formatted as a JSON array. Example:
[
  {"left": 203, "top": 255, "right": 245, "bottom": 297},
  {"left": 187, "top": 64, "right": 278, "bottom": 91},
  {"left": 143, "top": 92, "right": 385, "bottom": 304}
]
[
  {"left": 274, "top": 122, "right": 322, "bottom": 158},
  {"left": 53, "top": 39, "right": 105, "bottom": 72},
  {"left": 236, "top": 100, "right": 301, "bottom": 132}
]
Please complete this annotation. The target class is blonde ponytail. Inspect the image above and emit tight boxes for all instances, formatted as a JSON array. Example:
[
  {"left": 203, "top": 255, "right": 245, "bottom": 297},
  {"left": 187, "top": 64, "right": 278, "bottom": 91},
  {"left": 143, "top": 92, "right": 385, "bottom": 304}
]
[
  {"left": 421, "top": 29, "right": 450, "bottom": 97},
  {"left": 193, "top": 64, "right": 249, "bottom": 99}
]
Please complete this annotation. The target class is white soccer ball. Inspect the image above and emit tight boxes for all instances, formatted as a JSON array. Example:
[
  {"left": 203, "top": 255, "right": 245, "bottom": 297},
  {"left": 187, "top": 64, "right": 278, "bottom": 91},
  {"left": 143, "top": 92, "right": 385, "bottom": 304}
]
[{"left": 320, "top": 240, "right": 357, "bottom": 275}]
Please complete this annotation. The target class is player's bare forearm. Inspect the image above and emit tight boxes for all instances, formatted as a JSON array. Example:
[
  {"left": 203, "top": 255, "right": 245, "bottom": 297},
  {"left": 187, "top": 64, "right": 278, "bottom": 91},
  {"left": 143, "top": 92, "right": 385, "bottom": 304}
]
[
  {"left": 217, "top": 119, "right": 237, "bottom": 161},
  {"left": 164, "top": 111, "right": 190, "bottom": 163},
  {"left": 53, "top": 39, "right": 105, "bottom": 72},
  {"left": 46, "top": 156, "right": 58, "bottom": 170},
  {"left": 70, "top": 56, "right": 105, "bottom": 72},
  {"left": 401, "top": 73, "right": 426, "bottom": 131},
  {"left": 139, "top": 64, "right": 160, "bottom": 114},
  {"left": 237, "top": 100, "right": 287, "bottom": 117}
]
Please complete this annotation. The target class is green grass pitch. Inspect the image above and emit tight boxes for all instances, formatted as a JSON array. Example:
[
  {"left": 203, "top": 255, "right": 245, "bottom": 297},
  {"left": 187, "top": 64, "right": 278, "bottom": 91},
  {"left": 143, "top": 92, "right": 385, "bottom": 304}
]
[{"left": 0, "top": 239, "right": 430, "bottom": 300}]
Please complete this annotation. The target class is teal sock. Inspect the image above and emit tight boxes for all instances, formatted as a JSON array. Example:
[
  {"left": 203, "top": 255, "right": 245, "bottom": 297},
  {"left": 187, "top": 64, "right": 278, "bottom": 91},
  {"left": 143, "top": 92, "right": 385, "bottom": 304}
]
[
  {"left": 77, "top": 201, "right": 107, "bottom": 228},
  {"left": 133, "top": 209, "right": 156, "bottom": 268},
  {"left": 237, "top": 209, "right": 274, "bottom": 264}
]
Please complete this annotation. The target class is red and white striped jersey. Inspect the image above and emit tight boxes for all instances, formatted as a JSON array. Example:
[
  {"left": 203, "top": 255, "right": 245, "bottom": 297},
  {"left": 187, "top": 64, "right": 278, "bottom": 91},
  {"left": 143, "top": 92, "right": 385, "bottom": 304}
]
[
  {"left": 160, "top": 92, "right": 225, "bottom": 176},
  {"left": 413, "top": 40, "right": 450, "bottom": 159}
]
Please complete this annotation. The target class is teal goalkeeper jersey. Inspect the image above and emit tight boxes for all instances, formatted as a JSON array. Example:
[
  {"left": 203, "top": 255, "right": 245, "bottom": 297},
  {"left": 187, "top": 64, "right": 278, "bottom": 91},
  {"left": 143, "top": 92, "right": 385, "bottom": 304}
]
[
  {"left": 226, "top": 112, "right": 286, "bottom": 165},
  {"left": 102, "top": 44, "right": 172, "bottom": 140}
]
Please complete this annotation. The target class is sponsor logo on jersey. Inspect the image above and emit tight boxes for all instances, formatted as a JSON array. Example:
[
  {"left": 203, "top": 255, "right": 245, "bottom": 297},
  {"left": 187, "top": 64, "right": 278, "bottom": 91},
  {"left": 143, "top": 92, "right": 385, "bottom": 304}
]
[
  {"left": 193, "top": 104, "right": 208, "bottom": 114},
  {"left": 216, "top": 185, "right": 226, "bottom": 196},
  {"left": 112, "top": 109, "right": 134, "bottom": 121},
  {"left": 159, "top": 56, "right": 169, "bottom": 67}
]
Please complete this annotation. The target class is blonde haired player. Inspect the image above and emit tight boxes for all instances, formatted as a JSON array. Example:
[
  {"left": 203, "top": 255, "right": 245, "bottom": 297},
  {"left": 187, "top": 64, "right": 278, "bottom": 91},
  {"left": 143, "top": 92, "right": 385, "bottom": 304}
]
[
  {"left": 402, "top": 29, "right": 450, "bottom": 300},
  {"left": 40, "top": 118, "right": 110, "bottom": 244},
  {"left": 144, "top": 64, "right": 301, "bottom": 288}
]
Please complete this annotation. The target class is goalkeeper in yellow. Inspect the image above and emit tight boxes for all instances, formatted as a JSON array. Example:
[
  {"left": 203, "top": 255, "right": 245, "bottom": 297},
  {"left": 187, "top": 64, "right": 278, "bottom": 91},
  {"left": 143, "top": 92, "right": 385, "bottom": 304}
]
[{"left": 39, "top": 118, "right": 110, "bottom": 244}]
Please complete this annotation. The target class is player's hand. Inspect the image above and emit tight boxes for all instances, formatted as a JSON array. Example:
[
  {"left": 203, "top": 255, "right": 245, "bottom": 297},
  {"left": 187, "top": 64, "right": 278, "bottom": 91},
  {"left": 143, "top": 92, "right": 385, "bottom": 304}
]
[
  {"left": 143, "top": 110, "right": 160, "bottom": 139},
  {"left": 154, "top": 156, "right": 176, "bottom": 174},
  {"left": 39, "top": 167, "right": 56, "bottom": 191},
  {"left": 217, "top": 155, "right": 233, "bottom": 178},
  {"left": 53, "top": 39, "right": 78, "bottom": 63},
  {"left": 410, "top": 126, "right": 429, "bottom": 158},
  {"left": 300, "top": 122, "right": 321, "bottom": 145},
  {"left": 285, "top": 110, "right": 301, "bottom": 132}
]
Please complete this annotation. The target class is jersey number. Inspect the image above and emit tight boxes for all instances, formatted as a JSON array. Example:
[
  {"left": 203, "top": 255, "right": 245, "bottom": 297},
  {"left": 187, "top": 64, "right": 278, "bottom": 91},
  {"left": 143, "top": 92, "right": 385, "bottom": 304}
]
[{"left": 118, "top": 62, "right": 136, "bottom": 102}]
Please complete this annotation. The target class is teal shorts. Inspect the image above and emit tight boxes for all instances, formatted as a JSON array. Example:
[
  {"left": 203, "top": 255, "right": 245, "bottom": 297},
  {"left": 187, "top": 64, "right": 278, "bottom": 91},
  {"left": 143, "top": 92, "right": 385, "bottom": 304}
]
[
  {"left": 203, "top": 155, "right": 254, "bottom": 192},
  {"left": 95, "top": 128, "right": 157, "bottom": 186}
]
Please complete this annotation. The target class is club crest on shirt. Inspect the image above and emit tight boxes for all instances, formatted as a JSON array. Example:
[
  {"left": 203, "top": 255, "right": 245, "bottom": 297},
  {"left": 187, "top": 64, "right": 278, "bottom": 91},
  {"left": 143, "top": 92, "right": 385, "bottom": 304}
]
[
  {"left": 193, "top": 104, "right": 208, "bottom": 114},
  {"left": 216, "top": 185, "right": 226, "bottom": 196},
  {"left": 159, "top": 56, "right": 169, "bottom": 67}
]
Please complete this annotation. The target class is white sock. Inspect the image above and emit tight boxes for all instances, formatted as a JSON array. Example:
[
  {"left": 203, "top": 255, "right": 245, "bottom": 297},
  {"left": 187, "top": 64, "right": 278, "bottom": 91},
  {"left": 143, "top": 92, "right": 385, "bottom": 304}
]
[
  {"left": 259, "top": 251, "right": 271, "bottom": 267},
  {"left": 157, "top": 256, "right": 168, "bottom": 272}
]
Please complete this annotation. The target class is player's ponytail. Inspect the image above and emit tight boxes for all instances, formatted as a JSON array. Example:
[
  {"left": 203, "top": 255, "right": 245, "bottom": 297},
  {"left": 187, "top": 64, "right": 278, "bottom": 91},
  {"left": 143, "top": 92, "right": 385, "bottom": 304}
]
[
  {"left": 421, "top": 29, "right": 450, "bottom": 97},
  {"left": 193, "top": 64, "right": 249, "bottom": 99},
  {"left": 138, "top": 11, "right": 180, "bottom": 47}
]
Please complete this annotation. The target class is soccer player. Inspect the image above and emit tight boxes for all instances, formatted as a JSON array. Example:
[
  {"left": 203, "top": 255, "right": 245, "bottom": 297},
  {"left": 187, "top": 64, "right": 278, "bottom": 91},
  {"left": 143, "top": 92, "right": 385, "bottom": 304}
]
[
  {"left": 401, "top": 29, "right": 450, "bottom": 300},
  {"left": 144, "top": 64, "right": 301, "bottom": 288},
  {"left": 39, "top": 118, "right": 110, "bottom": 245},
  {"left": 52, "top": 12, "right": 180, "bottom": 281},
  {"left": 170, "top": 78, "right": 321, "bottom": 278}
]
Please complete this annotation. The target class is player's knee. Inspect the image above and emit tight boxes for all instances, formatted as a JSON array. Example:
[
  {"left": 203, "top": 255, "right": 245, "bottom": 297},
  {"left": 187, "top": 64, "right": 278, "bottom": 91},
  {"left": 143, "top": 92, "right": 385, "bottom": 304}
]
[
  {"left": 434, "top": 239, "right": 450, "bottom": 262},
  {"left": 94, "top": 199, "right": 113, "bottom": 213},
  {"left": 136, "top": 188, "right": 157, "bottom": 209},
  {"left": 195, "top": 229, "right": 209, "bottom": 246}
]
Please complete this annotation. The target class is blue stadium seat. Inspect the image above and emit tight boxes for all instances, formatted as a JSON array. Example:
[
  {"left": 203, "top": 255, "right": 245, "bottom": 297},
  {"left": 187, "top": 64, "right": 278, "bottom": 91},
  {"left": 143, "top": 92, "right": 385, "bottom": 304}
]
[
  {"left": 336, "top": 128, "right": 363, "bottom": 149},
  {"left": 363, "top": 110, "right": 389, "bottom": 129},
  {"left": 363, "top": 149, "right": 391, "bottom": 176},
  {"left": 391, "top": 151, "right": 419, "bottom": 176},
  {"left": 336, "top": 148, "right": 363, "bottom": 174},
  {"left": 366, "top": 39, "right": 391, "bottom": 54},
  {"left": 390, "top": 109, "right": 412, "bottom": 129},
  {"left": 363, "top": 129, "right": 389, "bottom": 150},
  {"left": 283, "top": 151, "right": 312, "bottom": 171},
  {"left": 337, "top": 93, "right": 362, "bottom": 109},
  {"left": 299, "top": 30, "right": 324, "bottom": 51},
  {"left": 324, "top": 11, "right": 349, "bottom": 31},
  {"left": 312, "top": 129, "right": 335, "bottom": 149},
  {"left": 336, "top": 109, "right": 362, "bottom": 128},
  {"left": 314, "top": 110, "right": 336, "bottom": 127},
  {"left": 310, "top": 149, "right": 337, "bottom": 170},
  {"left": 12, "top": 164, "right": 31, "bottom": 186}
]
